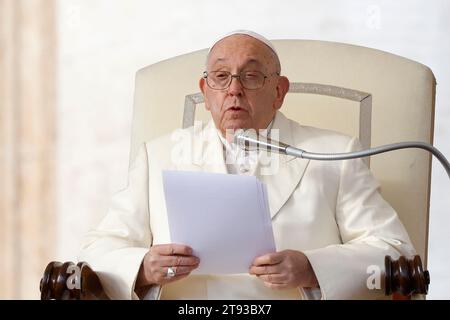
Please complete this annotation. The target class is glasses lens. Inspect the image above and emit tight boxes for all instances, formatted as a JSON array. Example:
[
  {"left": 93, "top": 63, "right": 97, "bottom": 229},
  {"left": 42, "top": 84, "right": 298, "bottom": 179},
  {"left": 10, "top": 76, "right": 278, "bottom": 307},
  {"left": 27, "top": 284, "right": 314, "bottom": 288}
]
[
  {"left": 240, "top": 71, "right": 265, "bottom": 90},
  {"left": 207, "top": 71, "right": 231, "bottom": 89}
]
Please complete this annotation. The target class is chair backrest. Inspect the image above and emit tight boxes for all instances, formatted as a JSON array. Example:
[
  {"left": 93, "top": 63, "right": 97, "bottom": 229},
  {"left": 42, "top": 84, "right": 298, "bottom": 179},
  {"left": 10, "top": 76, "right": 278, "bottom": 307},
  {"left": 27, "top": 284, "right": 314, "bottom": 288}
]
[{"left": 130, "top": 39, "right": 436, "bottom": 265}]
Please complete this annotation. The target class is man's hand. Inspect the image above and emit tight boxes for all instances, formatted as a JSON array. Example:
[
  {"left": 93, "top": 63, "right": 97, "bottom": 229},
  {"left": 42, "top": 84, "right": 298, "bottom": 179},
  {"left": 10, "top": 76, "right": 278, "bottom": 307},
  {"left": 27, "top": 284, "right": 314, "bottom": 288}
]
[
  {"left": 249, "top": 250, "right": 318, "bottom": 290},
  {"left": 135, "top": 244, "right": 200, "bottom": 291}
]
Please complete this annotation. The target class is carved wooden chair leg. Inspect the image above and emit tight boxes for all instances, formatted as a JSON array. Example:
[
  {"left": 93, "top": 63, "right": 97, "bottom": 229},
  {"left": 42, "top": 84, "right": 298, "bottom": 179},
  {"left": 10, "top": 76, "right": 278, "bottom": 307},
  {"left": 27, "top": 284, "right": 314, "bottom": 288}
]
[
  {"left": 40, "top": 261, "right": 110, "bottom": 300},
  {"left": 385, "top": 255, "right": 430, "bottom": 299}
]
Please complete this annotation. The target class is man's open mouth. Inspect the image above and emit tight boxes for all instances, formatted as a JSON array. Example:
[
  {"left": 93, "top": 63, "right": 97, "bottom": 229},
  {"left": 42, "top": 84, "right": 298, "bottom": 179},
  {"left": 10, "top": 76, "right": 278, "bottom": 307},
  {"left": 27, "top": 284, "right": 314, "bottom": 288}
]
[{"left": 227, "top": 106, "right": 245, "bottom": 112}]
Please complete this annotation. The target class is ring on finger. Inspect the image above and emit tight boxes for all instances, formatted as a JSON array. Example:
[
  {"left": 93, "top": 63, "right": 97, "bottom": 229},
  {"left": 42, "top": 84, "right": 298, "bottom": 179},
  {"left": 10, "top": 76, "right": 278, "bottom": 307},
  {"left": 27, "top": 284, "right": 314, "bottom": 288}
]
[{"left": 166, "top": 266, "right": 176, "bottom": 278}]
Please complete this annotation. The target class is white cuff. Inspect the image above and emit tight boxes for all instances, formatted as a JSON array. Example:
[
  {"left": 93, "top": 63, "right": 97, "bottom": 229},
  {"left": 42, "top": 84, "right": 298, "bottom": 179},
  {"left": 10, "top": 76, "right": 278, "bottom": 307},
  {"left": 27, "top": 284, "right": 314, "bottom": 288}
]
[
  {"left": 299, "top": 287, "right": 323, "bottom": 300},
  {"left": 142, "top": 285, "right": 162, "bottom": 300}
]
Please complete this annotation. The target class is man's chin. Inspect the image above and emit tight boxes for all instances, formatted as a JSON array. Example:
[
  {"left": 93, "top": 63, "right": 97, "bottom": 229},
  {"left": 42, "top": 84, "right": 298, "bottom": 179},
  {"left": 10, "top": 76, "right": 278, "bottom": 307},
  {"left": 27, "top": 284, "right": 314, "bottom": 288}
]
[{"left": 219, "top": 121, "right": 250, "bottom": 140}]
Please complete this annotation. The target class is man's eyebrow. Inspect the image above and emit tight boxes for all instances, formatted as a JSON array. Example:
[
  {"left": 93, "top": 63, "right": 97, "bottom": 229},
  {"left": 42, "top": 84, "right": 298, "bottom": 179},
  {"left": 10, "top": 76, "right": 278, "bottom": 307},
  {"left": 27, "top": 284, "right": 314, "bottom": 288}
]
[
  {"left": 213, "top": 58, "right": 227, "bottom": 63},
  {"left": 244, "top": 58, "right": 263, "bottom": 66}
]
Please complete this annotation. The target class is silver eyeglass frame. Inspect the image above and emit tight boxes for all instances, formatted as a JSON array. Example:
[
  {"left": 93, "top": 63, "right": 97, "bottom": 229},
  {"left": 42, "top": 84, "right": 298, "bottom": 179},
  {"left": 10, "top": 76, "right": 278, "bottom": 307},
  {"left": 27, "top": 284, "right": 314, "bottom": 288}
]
[{"left": 202, "top": 70, "right": 280, "bottom": 90}]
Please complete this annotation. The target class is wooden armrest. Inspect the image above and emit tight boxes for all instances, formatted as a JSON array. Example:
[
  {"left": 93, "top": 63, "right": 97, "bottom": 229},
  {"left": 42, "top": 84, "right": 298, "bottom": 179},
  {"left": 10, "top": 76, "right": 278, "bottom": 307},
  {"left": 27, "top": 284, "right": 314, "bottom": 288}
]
[
  {"left": 40, "top": 255, "right": 428, "bottom": 300},
  {"left": 385, "top": 255, "right": 430, "bottom": 300},
  {"left": 40, "top": 261, "right": 110, "bottom": 300}
]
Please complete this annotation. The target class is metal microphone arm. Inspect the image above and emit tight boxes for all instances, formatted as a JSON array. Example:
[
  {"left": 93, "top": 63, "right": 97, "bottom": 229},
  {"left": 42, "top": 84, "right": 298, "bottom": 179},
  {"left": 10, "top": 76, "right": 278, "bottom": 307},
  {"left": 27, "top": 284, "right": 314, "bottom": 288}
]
[
  {"left": 288, "top": 142, "right": 450, "bottom": 178},
  {"left": 235, "top": 132, "right": 450, "bottom": 178}
]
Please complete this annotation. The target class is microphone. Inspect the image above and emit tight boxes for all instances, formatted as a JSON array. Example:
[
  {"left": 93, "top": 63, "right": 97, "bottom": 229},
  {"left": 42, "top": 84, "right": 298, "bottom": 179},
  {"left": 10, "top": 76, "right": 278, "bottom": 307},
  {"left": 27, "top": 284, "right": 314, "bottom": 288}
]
[
  {"left": 234, "top": 129, "right": 290, "bottom": 155},
  {"left": 234, "top": 130, "right": 450, "bottom": 178}
]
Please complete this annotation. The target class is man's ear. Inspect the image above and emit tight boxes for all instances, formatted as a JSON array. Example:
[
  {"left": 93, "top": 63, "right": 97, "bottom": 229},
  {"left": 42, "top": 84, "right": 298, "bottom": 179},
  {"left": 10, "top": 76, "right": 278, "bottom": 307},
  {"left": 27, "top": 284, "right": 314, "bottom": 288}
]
[
  {"left": 273, "top": 76, "right": 290, "bottom": 110},
  {"left": 199, "top": 77, "right": 206, "bottom": 94},
  {"left": 199, "top": 78, "right": 211, "bottom": 111}
]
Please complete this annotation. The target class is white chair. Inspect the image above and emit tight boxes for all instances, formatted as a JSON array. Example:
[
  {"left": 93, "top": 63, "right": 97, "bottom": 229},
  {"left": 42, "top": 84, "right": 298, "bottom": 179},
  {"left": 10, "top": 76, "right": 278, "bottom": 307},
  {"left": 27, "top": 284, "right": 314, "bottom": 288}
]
[{"left": 41, "top": 39, "right": 435, "bottom": 299}]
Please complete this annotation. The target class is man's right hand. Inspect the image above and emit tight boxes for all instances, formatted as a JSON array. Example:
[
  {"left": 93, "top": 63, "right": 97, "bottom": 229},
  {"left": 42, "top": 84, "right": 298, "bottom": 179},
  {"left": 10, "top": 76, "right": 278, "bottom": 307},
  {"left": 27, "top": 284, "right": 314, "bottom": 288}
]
[{"left": 135, "top": 244, "right": 200, "bottom": 289}]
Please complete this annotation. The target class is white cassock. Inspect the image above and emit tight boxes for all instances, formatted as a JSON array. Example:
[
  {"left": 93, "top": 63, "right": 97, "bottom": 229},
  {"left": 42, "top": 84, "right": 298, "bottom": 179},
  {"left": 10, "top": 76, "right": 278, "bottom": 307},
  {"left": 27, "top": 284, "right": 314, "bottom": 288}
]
[{"left": 78, "top": 111, "right": 415, "bottom": 300}]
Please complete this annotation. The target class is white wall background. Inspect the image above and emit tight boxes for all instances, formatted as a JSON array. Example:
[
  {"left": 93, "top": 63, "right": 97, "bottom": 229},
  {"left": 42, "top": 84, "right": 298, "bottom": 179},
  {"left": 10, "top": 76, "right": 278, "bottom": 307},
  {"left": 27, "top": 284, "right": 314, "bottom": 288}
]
[{"left": 55, "top": 0, "right": 450, "bottom": 299}]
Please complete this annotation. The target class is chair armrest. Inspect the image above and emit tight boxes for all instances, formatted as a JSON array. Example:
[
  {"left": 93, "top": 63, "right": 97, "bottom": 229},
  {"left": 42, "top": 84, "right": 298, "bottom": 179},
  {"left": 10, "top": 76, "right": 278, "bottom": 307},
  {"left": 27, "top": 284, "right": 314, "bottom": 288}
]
[
  {"left": 40, "top": 261, "right": 110, "bottom": 300},
  {"left": 385, "top": 255, "right": 430, "bottom": 300}
]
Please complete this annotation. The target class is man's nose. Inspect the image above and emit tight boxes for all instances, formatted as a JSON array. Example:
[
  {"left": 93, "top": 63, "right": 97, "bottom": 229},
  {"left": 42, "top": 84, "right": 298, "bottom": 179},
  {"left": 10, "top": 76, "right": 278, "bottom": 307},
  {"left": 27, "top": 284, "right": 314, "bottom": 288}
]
[{"left": 227, "top": 75, "right": 244, "bottom": 96}]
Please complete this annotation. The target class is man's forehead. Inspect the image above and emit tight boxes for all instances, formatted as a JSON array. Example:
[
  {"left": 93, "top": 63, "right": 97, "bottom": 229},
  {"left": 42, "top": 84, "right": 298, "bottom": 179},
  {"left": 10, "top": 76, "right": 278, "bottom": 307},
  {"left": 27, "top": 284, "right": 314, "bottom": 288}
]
[
  {"left": 209, "top": 56, "right": 264, "bottom": 68},
  {"left": 208, "top": 36, "right": 274, "bottom": 66},
  {"left": 210, "top": 34, "right": 272, "bottom": 57},
  {"left": 206, "top": 30, "right": 281, "bottom": 72}
]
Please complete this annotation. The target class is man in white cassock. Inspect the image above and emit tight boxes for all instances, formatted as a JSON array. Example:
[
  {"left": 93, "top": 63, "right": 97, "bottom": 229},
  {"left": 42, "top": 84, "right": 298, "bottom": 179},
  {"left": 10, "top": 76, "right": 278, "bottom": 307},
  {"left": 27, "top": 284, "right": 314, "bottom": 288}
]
[{"left": 78, "top": 30, "right": 415, "bottom": 300}]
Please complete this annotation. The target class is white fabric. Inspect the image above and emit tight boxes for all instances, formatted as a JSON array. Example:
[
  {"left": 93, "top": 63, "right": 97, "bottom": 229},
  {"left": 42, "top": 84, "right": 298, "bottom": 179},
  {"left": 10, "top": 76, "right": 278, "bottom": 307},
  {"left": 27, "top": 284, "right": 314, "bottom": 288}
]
[
  {"left": 208, "top": 29, "right": 279, "bottom": 59},
  {"left": 217, "top": 119, "right": 274, "bottom": 175},
  {"left": 78, "top": 111, "right": 416, "bottom": 300},
  {"left": 218, "top": 132, "right": 257, "bottom": 175}
]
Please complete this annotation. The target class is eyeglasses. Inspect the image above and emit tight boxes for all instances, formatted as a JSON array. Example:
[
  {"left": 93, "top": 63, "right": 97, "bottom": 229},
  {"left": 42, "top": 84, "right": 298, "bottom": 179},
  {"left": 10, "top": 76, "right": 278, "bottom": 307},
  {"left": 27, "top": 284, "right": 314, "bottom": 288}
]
[{"left": 203, "top": 70, "right": 279, "bottom": 90}]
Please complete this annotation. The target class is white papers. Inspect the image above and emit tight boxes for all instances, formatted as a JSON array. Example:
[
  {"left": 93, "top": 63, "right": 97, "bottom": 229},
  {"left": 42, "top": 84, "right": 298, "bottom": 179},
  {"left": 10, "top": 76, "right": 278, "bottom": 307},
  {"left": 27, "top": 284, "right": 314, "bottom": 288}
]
[{"left": 162, "top": 170, "right": 275, "bottom": 274}]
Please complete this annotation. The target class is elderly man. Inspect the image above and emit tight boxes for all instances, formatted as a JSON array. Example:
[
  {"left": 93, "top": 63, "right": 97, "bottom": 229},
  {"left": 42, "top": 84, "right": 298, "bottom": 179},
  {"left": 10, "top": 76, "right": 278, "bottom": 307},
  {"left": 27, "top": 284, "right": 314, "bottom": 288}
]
[{"left": 79, "top": 30, "right": 415, "bottom": 300}]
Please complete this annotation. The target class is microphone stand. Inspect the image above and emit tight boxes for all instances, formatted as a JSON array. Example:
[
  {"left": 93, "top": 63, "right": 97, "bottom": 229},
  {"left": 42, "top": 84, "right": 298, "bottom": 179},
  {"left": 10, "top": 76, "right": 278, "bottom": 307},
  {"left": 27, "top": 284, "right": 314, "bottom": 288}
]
[
  {"left": 236, "top": 133, "right": 450, "bottom": 178},
  {"left": 236, "top": 132, "right": 450, "bottom": 298}
]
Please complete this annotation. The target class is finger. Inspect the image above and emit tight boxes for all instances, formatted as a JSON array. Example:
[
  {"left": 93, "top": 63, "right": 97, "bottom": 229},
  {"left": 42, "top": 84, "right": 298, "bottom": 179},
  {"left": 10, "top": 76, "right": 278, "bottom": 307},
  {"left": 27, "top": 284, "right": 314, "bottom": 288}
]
[
  {"left": 157, "top": 255, "right": 200, "bottom": 267},
  {"left": 151, "top": 244, "right": 193, "bottom": 256},
  {"left": 252, "top": 253, "right": 283, "bottom": 266},
  {"left": 249, "top": 265, "right": 279, "bottom": 275},
  {"left": 263, "top": 281, "right": 287, "bottom": 290},
  {"left": 257, "top": 274, "right": 286, "bottom": 283}
]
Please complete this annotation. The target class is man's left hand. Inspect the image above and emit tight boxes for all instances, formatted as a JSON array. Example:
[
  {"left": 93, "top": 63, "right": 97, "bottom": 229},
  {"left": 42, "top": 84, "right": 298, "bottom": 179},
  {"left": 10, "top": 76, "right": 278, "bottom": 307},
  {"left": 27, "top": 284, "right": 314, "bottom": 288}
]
[{"left": 249, "top": 250, "right": 319, "bottom": 289}]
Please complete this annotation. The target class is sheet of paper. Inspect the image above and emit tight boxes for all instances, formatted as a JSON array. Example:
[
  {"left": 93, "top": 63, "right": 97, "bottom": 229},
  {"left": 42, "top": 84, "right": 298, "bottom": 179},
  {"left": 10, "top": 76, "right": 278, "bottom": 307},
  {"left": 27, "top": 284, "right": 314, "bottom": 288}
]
[{"left": 162, "top": 170, "right": 275, "bottom": 274}]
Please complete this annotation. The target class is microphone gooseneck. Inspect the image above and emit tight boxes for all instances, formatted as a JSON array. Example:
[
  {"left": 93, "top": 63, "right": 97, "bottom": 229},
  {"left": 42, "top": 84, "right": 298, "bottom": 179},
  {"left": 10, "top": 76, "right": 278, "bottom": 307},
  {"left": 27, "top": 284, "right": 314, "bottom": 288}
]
[{"left": 234, "top": 131, "right": 450, "bottom": 178}]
